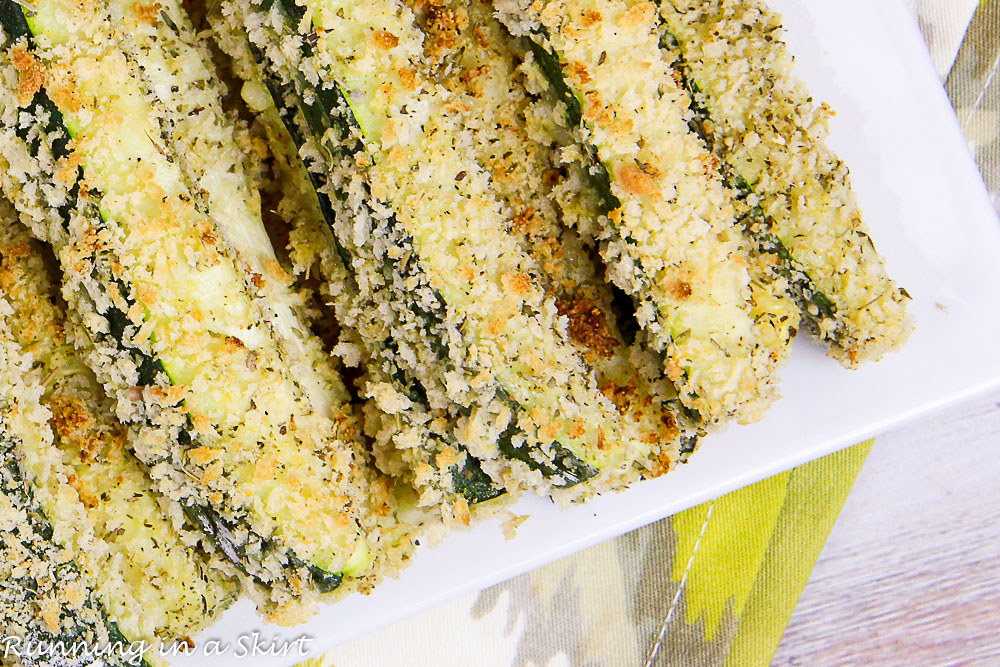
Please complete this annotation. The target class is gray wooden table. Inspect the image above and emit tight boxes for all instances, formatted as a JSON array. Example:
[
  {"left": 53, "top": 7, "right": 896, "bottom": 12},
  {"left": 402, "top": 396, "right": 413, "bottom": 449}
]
[{"left": 773, "top": 390, "right": 1000, "bottom": 665}]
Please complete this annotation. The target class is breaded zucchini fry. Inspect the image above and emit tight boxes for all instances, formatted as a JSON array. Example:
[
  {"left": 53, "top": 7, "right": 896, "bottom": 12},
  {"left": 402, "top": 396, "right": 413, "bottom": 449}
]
[
  {"left": 248, "top": 81, "right": 505, "bottom": 514},
  {"left": 0, "top": 298, "right": 144, "bottom": 666},
  {"left": 106, "top": 0, "right": 358, "bottom": 420},
  {"left": 109, "top": 0, "right": 423, "bottom": 604},
  {"left": 657, "top": 0, "right": 911, "bottom": 365}
]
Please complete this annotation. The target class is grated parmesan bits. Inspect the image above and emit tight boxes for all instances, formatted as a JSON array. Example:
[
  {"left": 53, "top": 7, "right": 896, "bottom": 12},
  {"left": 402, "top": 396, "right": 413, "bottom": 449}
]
[
  {"left": 0, "top": 0, "right": 376, "bottom": 615},
  {"left": 406, "top": 0, "right": 695, "bottom": 478},
  {"left": 0, "top": 200, "right": 238, "bottom": 653},
  {"left": 658, "top": 0, "right": 911, "bottom": 366},
  {"left": 494, "top": 0, "right": 794, "bottom": 426},
  {"left": 219, "top": 0, "right": 658, "bottom": 499}
]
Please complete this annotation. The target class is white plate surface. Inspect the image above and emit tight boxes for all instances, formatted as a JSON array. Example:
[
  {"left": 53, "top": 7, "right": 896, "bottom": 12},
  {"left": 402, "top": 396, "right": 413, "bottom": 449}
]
[{"left": 171, "top": 1, "right": 1000, "bottom": 664}]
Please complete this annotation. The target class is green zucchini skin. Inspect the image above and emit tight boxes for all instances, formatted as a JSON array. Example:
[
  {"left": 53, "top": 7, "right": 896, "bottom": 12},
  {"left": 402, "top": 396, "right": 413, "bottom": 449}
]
[
  {"left": 521, "top": 29, "right": 621, "bottom": 222},
  {"left": 227, "top": 0, "right": 607, "bottom": 493},
  {"left": 0, "top": 0, "right": 360, "bottom": 599}
]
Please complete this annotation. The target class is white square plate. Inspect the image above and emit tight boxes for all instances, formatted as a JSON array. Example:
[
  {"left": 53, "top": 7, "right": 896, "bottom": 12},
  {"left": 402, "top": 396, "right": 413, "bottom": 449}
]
[{"left": 174, "top": 1, "right": 1000, "bottom": 664}]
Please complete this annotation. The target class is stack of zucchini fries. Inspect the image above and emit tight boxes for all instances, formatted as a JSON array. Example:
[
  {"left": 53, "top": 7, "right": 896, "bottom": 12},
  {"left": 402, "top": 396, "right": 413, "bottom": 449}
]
[{"left": 0, "top": 0, "right": 909, "bottom": 644}]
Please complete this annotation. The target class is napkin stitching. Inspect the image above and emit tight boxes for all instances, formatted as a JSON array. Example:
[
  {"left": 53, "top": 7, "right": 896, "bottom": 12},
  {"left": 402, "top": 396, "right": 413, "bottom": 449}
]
[
  {"left": 644, "top": 500, "right": 716, "bottom": 667},
  {"left": 968, "top": 50, "right": 1000, "bottom": 117}
]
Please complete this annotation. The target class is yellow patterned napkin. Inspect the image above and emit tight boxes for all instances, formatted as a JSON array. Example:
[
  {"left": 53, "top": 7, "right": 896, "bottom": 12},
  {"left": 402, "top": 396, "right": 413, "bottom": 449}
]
[
  {"left": 304, "top": 444, "right": 870, "bottom": 667},
  {"left": 947, "top": 0, "right": 1000, "bottom": 214}
]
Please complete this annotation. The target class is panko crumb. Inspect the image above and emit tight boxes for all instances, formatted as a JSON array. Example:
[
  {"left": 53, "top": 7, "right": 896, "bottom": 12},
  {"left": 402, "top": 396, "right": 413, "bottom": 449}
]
[{"left": 501, "top": 513, "right": 530, "bottom": 541}]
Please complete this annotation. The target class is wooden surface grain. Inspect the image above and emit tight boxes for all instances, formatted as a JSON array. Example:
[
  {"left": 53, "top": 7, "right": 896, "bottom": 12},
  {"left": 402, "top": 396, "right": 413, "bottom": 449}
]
[{"left": 773, "top": 388, "right": 1000, "bottom": 665}]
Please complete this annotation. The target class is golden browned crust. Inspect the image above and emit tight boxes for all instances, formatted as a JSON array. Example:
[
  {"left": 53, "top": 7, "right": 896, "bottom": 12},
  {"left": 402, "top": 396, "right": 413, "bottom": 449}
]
[
  {"left": 556, "top": 292, "right": 618, "bottom": 360},
  {"left": 11, "top": 43, "right": 43, "bottom": 107}
]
